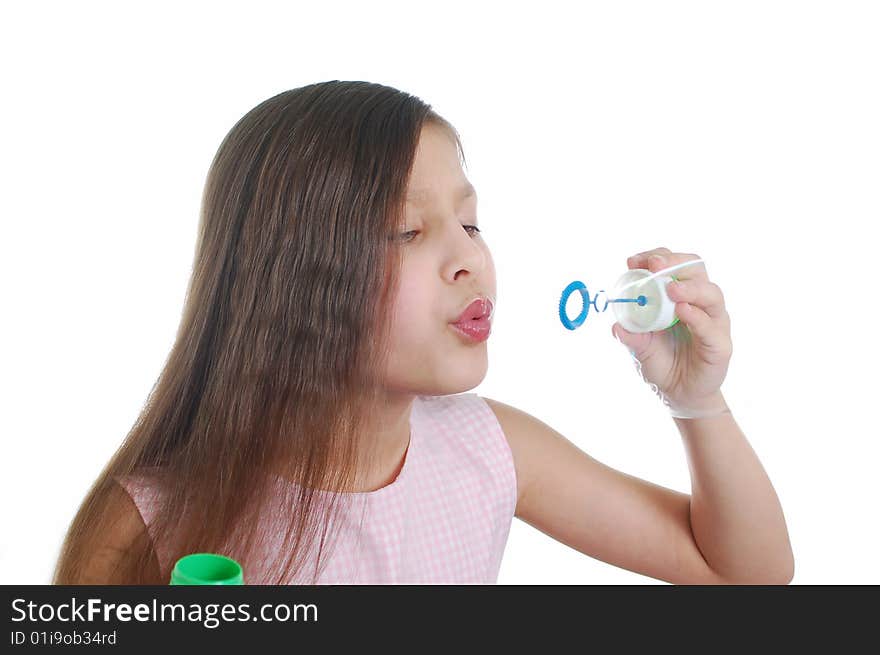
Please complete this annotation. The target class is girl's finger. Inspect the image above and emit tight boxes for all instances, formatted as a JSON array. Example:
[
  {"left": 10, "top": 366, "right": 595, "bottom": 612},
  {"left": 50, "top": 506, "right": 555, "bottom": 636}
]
[
  {"left": 673, "top": 301, "right": 723, "bottom": 349},
  {"left": 645, "top": 253, "right": 709, "bottom": 282},
  {"left": 629, "top": 251, "right": 709, "bottom": 282},
  {"left": 666, "top": 279, "right": 728, "bottom": 320},
  {"left": 627, "top": 247, "right": 672, "bottom": 269}
]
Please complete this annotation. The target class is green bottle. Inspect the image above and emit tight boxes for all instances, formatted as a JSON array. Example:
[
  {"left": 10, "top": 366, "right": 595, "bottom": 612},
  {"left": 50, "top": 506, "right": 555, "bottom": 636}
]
[{"left": 170, "top": 553, "right": 244, "bottom": 585}]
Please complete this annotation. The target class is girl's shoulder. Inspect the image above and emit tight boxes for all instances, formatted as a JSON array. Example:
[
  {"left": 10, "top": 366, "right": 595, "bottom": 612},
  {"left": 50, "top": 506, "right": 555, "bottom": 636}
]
[
  {"left": 113, "top": 466, "right": 171, "bottom": 527},
  {"left": 415, "top": 392, "right": 518, "bottom": 508},
  {"left": 415, "top": 392, "right": 507, "bottom": 445},
  {"left": 56, "top": 477, "right": 162, "bottom": 584}
]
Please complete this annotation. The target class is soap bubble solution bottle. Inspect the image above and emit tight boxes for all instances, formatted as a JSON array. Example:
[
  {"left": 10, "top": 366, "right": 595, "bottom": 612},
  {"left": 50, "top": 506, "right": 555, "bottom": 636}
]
[
  {"left": 170, "top": 553, "right": 244, "bottom": 585},
  {"left": 609, "top": 268, "right": 680, "bottom": 333}
]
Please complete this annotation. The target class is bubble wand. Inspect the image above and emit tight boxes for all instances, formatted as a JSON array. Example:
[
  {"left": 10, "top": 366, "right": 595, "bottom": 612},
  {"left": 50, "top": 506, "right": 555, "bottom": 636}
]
[{"left": 559, "top": 259, "right": 706, "bottom": 333}]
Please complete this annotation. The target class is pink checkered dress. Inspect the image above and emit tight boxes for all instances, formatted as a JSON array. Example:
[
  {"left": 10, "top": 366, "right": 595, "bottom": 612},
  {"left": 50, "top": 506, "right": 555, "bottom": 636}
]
[{"left": 119, "top": 392, "right": 518, "bottom": 584}]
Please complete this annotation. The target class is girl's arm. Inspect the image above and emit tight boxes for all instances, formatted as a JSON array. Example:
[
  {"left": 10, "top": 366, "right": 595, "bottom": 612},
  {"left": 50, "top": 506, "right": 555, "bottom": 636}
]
[
  {"left": 484, "top": 395, "right": 794, "bottom": 585},
  {"left": 672, "top": 398, "right": 794, "bottom": 583}
]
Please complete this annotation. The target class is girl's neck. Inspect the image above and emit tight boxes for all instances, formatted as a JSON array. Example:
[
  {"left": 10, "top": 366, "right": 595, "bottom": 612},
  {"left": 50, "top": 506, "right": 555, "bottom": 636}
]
[{"left": 271, "top": 392, "right": 416, "bottom": 494}]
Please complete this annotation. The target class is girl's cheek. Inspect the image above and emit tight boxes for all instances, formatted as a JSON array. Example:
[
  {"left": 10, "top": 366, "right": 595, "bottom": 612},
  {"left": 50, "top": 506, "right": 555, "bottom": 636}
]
[{"left": 391, "top": 273, "right": 428, "bottom": 325}]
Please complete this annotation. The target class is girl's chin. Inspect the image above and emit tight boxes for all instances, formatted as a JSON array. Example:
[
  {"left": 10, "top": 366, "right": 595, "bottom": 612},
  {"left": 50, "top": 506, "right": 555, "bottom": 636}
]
[{"left": 440, "top": 357, "right": 489, "bottom": 392}]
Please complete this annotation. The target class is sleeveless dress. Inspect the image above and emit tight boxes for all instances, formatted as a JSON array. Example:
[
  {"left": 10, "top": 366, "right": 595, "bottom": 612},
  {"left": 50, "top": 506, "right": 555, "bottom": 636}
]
[{"left": 117, "top": 392, "right": 518, "bottom": 584}]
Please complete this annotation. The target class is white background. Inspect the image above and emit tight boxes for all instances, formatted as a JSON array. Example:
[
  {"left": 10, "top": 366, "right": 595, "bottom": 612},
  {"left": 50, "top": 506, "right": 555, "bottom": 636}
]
[{"left": 2, "top": 1, "right": 878, "bottom": 584}]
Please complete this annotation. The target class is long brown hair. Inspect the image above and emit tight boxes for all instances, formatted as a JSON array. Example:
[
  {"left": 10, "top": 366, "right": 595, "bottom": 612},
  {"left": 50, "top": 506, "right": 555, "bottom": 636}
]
[{"left": 53, "top": 81, "right": 466, "bottom": 584}]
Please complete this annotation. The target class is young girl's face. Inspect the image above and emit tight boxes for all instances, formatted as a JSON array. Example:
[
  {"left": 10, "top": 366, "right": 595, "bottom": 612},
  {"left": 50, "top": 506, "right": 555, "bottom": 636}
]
[{"left": 384, "top": 124, "right": 496, "bottom": 396}]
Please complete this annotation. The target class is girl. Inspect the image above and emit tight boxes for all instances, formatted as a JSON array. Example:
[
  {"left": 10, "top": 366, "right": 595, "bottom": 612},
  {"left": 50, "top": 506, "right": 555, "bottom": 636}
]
[{"left": 53, "top": 81, "right": 794, "bottom": 585}]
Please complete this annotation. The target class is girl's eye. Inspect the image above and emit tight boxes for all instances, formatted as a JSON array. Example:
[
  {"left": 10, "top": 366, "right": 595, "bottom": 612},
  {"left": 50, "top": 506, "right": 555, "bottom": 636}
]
[{"left": 396, "top": 224, "right": 481, "bottom": 243}]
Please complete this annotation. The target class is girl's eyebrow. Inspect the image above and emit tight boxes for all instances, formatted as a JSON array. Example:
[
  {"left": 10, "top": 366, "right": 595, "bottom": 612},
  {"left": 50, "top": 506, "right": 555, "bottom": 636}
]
[{"left": 406, "top": 182, "right": 477, "bottom": 206}]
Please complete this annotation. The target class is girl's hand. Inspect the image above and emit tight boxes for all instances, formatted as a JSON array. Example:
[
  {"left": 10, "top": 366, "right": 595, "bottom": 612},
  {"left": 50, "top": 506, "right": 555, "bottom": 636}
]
[{"left": 612, "top": 247, "right": 732, "bottom": 414}]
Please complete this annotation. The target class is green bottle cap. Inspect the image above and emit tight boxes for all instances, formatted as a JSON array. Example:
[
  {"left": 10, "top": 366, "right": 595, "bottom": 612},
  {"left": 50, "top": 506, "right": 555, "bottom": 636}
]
[{"left": 170, "top": 553, "right": 244, "bottom": 585}]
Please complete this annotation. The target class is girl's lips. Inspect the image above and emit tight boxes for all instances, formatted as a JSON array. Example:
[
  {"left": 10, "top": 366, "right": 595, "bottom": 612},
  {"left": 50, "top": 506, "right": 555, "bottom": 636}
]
[
  {"left": 453, "top": 297, "right": 493, "bottom": 323},
  {"left": 449, "top": 317, "right": 492, "bottom": 343}
]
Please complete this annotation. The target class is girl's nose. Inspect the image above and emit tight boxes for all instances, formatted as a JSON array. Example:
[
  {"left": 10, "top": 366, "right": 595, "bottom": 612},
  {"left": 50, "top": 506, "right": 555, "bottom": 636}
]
[{"left": 446, "top": 226, "right": 487, "bottom": 281}]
